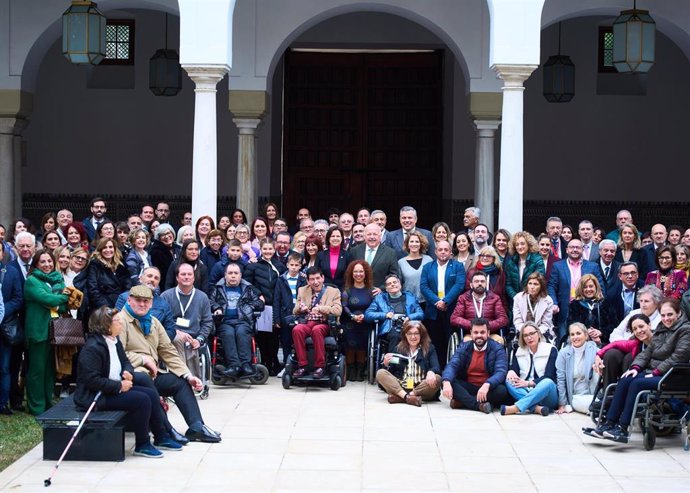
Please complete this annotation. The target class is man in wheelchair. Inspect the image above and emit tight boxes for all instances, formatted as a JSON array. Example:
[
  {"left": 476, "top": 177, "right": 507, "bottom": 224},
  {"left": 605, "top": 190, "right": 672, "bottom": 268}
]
[
  {"left": 292, "top": 267, "right": 342, "bottom": 378},
  {"left": 160, "top": 263, "right": 214, "bottom": 379},
  {"left": 209, "top": 263, "right": 265, "bottom": 378},
  {"left": 365, "top": 274, "right": 424, "bottom": 350}
]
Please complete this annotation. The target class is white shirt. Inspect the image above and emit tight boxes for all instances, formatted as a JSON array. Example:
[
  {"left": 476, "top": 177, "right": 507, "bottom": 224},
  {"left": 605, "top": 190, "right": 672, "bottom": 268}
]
[{"left": 436, "top": 261, "right": 448, "bottom": 298}]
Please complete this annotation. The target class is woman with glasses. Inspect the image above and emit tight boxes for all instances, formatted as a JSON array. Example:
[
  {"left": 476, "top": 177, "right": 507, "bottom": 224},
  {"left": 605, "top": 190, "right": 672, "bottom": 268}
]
[
  {"left": 291, "top": 232, "right": 307, "bottom": 256},
  {"left": 376, "top": 321, "right": 441, "bottom": 407},
  {"left": 556, "top": 322, "right": 599, "bottom": 415},
  {"left": 501, "top": 321, "right": 558, "bottom": 416},
  {"left": 644, "top": 246, "right": 687, "bottom": 299},
  {"left": 465, "top": 246, "right": 508, "bottom": 313},
  {"left": 149, "top": 224, "right": 181, "bottom": 287},
  {"left": 234, "top": 224, "right": 259, "bottom": 263}
]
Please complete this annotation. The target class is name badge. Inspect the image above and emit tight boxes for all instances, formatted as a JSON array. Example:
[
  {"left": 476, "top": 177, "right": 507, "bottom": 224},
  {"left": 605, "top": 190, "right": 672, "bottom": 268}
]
[
  {"left": 176, "top": 317, "right": 191, "bottom": 328},
  {"left": 404, "top": 378, "right": 414, "bottom": 390}
]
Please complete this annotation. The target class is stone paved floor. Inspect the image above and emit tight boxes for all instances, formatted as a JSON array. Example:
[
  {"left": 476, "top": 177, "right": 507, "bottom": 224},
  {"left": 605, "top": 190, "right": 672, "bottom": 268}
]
[{"left": 1, "top": 378, "right": 689, "bottom": 492}]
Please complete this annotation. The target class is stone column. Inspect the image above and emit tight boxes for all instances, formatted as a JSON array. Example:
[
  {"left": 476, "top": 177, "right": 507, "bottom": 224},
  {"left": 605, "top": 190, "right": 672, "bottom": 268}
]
[
  {"left": 492, "top": 64, "right": 537, "bottom": 233},
  {"left": 473, "top": 120, "right": 501, "bottom": 232},
  {"left": 13, "top": 120, "right": 27, "bottom": 216},
  {"left": 183, "top": 65, "right": 228, "bottom": 222},
  {"left": 0, "top": 118, "right": 19, "bottom": 226},
  {"left": 229, "top": 91, "right": 268, "bottom": 221}
]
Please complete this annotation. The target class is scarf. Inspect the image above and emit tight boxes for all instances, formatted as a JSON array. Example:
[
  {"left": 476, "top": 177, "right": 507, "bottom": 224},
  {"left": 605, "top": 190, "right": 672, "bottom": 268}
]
[
  {"left": 32, "top": 269, "right": 66, "bottom": 293},
  {"left": 477, "top": 263, "right": 499, "bottom": 276},
  {"left": 124, "top": 302, "right": 152, "bottom": 335}
]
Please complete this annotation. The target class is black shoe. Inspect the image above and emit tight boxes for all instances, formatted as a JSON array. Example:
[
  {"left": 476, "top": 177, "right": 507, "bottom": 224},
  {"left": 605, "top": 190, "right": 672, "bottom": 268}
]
[
  {"left": 10, "top": 403, "right": 24, "bottom": 412},
  {"left": 585, "top": 422, "right": 614, "bottom": 439},
  {"left": 478, "top": 402, "right": 493, "bottom": 414},
  {"left": 223, "top": 366, "right": 240, "bottom": 378},
  {"left": 0, "top": 406, "right": 13, "bottom": 416},
  {"left": 240, "top": 363, "right": 255, "bottom": 377},
  {"left": 185, "top": 426, "right": 222, "bottom": 443},
  {"left": 603, "top": 424, "right": 629, "bottom": 443},
  {"left": 169, "top": 427, "right": 190, "bottom": 446}
]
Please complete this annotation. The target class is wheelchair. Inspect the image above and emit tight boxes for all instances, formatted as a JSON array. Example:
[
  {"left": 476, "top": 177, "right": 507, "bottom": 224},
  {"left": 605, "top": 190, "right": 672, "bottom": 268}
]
[
  {"left": 366, "top": 318, "right": 403, "bottom": 385},
  {"left": 584, "top": 363, "right": 690, "bottom": 451},
  {"left": 282, "top": 315, "right": 346, "bottom": 391},
  {"left": 210, "top": 312, "right": 269, "bottom": 386},
  {"left": 445, "top": 326, "right": 514, "bottom": 364}
]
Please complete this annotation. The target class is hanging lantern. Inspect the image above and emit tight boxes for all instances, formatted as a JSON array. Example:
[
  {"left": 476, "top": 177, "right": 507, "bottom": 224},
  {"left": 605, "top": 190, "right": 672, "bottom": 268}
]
[
  {"left": 149, "top": 14, "right": 182, "bottom": 96},
  {"left": 613, "top": 0, "right": 656, "bottom": 73},
  {"left": 62, "top": 0, "right": 107, "bottom": 65},
  {"left": 543, "top": 22, "right": 575, "bottom": 103}
]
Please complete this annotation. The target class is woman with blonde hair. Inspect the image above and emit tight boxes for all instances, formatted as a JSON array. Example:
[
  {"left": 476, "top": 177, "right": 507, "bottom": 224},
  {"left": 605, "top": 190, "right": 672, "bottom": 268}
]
[
  {"left": 556, "top": 322, "right": 599, "bottom": 414},
  {"left": 505, "top": 231, "right": 545, "bottom": 304},
  {"left": 567, "top": 274, "right": 616, "bottom": 345},
  {"left": 614, "top": 224, "right": 646, "bottom": 274},
  {"left": 465, "top": 245, "right": 508, "bottom": 312}
]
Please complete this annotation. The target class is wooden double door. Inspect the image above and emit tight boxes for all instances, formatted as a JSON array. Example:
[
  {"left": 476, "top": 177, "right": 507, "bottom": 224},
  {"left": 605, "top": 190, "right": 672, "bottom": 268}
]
[{"left": 282, "top": 50, "right": 443, "bottom": 225}]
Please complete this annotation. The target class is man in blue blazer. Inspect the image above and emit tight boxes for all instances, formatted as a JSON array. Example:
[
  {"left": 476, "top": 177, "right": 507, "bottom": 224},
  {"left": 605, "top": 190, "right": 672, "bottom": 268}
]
[
  {"left": 605, "top": 261, "right": 642, "bottom": 325},
  {"left": 81, "top": 197, "right": 110, "bottom": 242},
  {"left": 420, "top": 241, "right": 465, "bottom": 368},
  {"left": 385, "top": 206, "right": 435, "bottom": 260},
  {"left": 547, "top": 239, "right": 605, "bottom": 345},
  {"left": 596, "top": 240, "right": 621, "bottom": 295}
]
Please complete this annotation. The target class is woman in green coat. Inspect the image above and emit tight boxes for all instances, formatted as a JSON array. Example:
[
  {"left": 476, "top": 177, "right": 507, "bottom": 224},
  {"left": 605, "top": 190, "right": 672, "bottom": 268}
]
[
  {"left": 505, "top": 232, "right": 546, "bottom": 304},
  {"left": 24, "top": 249, "right": 69, "bottom": 415}
]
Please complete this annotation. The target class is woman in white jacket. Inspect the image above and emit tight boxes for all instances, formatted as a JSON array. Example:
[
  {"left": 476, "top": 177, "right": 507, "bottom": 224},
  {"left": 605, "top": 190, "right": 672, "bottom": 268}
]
[
  {"left": 513, "top": 273, "right": 554, "bottom": 340},
  {"left": 556, "top": 322, "right": 599, "bottom": 414}
]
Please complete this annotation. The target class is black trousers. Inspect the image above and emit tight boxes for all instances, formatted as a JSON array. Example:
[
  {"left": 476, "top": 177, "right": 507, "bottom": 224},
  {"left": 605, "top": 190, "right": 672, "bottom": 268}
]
[
  {"left": 601, "top": 349, "right": 634, "bottom": 389},
  {"left": 133, "top": 372, "right": 203, "bottom": 429},
  {"left": 9, "top": 344, "right": 26, "bottom": 407},
  {"left": 101, "top": 385, "right": 167, "bottom": 447},
  {"left": 425, "top": 312, "right": 452, "bottom": 370},
  {"left": 450, "top": 379, "right": 509, "bottom": 410}
]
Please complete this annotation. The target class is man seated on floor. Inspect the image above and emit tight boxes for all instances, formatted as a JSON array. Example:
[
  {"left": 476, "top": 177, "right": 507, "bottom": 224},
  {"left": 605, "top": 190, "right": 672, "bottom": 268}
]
[
  {"left": 209, "top": 263, "right": 265, "bottom": 378},
  {"left": 292, "top": 267, "right": 342, "bottom": 378},
  {"left": 160, "top": 263, "right": 214, "bottom": 379},
  {"left": 118, "top": 285, "right": 220, "bottom": 443},
  {"left": 441, "top": 317, "right": 509, "bottom": 414}
]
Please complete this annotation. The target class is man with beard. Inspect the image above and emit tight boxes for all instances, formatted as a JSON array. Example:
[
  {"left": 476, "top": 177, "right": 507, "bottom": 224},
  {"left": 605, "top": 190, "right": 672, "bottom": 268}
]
[
  {"left": 82, "top": 197, "right": 109, "bottom": 242},
  {"left": 450, "top": 271, "right": 508, "bottom": 343},
  {"left": 441, "top": 318, "right": 508, "bottom": 413},
  {"left": 472, "top": 224, "right": 490, "bottom": 254}
]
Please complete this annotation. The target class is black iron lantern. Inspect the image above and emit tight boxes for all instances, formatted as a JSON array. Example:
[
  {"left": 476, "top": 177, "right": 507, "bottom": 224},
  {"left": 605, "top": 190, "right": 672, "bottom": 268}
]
[
  {"left": 62, "top": 0, "right": 107, "bottom": 65},
  {"left": 149, "top": 14, "right": 182, "bottom": 96},
  {"left": 613, "top": 0, "right": 656, "bottom": 73},
  {"left": 543, "top": 22, "right": 575, "bottom": 103}
]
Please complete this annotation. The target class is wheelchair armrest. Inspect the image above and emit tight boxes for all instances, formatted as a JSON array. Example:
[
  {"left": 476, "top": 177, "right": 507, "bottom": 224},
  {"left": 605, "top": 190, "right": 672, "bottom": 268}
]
[{"left": 328, "top": 314, "right": 342, "bottom": 336}]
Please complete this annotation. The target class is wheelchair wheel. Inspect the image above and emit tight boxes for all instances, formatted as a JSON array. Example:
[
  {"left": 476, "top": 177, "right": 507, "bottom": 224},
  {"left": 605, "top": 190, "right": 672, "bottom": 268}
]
[
  {"left": 330, "top": 374, "right": 342, "bottom": 391},
  {"left": 282, "top": 372, "right": 292, "bottom": 390},
  {"left": 446, "top": 332, "right": 459, "bottom": 363},
  {"left": 367, "top": 329, "right": 377, "bottom": 385},
  {"left": 339, "top": 358, "right": 347, "bottom": 388},
  {"left": 249, "top": 364, "right": 270, "bottom": 385},
  {"left": 643, "top": 427, "right": 656, "bottom": 451}
]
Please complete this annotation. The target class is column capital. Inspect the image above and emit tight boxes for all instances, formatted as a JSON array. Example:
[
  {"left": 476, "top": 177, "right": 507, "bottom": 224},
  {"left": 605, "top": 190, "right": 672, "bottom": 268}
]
[
  {"left": 233, "top": 118, "right": 262, "bottom": 135},
  {"left": 182, "top": 64, "right": 228, "bottom": 91},
  {"left": 229, "top": 90, "right": 268, "bottom": 120},
  {"left": 474, "top": 120, "right": 501, "bottom": 135},
  {"left": 0, "top": 117, "right": 27, "bottom": 135},
  {"left": 491, "top": 64, "right": 538, "bottom": 88}
]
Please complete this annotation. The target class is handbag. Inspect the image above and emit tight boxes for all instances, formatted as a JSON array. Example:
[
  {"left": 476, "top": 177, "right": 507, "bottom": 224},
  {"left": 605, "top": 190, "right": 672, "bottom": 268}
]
[
  {"left": 49, "top": 315, "right": 86, "bottom": 347},
  {"left": 0, "top": 315, "right": 22, "bottom": 346}
]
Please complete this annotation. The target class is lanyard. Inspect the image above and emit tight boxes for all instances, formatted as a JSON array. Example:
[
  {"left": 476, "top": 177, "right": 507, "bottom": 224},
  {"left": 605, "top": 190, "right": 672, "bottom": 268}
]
[
  {"left": 176, "top": 288, "right": 196, "bottom": 317},
  {"left": 472, "top": 295, "right": 485, "bottom": 318},
  {"left": 526, "top": 295, "right": 537, "bottom": 319}
]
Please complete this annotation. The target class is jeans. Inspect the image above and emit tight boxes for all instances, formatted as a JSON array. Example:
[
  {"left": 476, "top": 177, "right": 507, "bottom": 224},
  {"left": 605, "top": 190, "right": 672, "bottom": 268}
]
[
  {"left": 218, "top": 320, "right": 252, "bottom": 367},
  {"left": 0, "top": 338, "right": 10, "bottom": 408},
  {"left": 606, "top": 373, "right": 662, "bottom": 427},
  {"left": 506, "top": 379, "right": 558, "bottom": 413}
]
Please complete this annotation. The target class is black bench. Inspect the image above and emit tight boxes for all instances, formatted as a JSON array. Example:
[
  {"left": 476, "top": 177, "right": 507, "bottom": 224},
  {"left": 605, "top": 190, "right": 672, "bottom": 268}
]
[{"left": 36, "top": 396, "right": 127, "bottom": 461}]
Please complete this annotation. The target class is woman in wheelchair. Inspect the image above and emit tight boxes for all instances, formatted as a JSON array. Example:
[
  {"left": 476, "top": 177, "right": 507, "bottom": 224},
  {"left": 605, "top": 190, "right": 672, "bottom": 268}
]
[
  {"left": 587, "top": 297, "right": 690, "bottom": 443},
  {"left": 376, "top": 321, "right": 441, "bottom": 407},
  {"left": 364, "top": 274, "right": 424, "bottom": 349},
  {"left": 501, "top": 321, "right": 558, "bottom": 416},
  {"left": 593, "top": 313, "right": 654, "bottom": 390}
]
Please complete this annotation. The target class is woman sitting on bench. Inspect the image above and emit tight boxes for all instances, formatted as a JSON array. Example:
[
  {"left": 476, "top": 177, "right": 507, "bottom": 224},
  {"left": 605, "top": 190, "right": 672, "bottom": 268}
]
[{"left": 74, "top": 306, "right": 181, "bottom": 458}]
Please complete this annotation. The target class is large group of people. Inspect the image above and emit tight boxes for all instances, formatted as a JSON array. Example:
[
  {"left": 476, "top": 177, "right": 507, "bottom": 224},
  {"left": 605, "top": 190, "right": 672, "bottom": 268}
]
[{"left": 1, "top": 200, "right": 689, "bottom": 457}]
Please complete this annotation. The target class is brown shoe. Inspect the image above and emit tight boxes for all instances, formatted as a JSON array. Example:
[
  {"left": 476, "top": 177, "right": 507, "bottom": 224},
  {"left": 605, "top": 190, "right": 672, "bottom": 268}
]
[
  {"left": 387, "top": 394, "right": 405, "bottom": 404},
  {"left": 405, "top": 393, "right": 422, "bottom": 407},
  {"left": 478, "top": 402, "right": 493, "bottom": 414},
  {"left": 450, "top": 398, "right": 463, "bottom": 410}
]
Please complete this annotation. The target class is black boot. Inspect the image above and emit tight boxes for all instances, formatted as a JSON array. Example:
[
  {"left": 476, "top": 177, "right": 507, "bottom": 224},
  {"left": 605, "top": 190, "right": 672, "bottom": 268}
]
[
  {"left": 356, "top": 363, "right": 365, "bottom": 382},
  {"left": 347, "top": 364, "right": 356, "bottom": 382}
]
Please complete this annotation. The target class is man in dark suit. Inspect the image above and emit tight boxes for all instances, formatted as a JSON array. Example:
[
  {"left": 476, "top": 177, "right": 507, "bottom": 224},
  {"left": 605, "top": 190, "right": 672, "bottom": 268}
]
[
  {"left": 578, "top": 220, "right": 599, "bottom": 262},
  {"left": 348, "top": 223, "right": 400, "bottom": 292},
  {"left": 641, "top": 223, "right": 668, "bottom": 278},
  {"left": 546, "top": 216, "right": 568, "bottom": 259},
  {"left": 606, "top": 261, "right": 642, "bottom": 325},
  {"left": 597, "top": 239, "right": 621, "bottom": 295},
  {"left": 370, "top": 210, "right": 390, "bottom": 245},
  {"left": 420, "top": 240, "right": 466, "bottom": 367},
  {"left": 274, "top": 232, "right": 299, "bottom": 265},
  {"left": 547, "top": 239, "right": 605, "bottom": 345},
  {"left": 385, "top": 206, "right": 435, "bottom": 259},
  {"left": 81, "top": 197, "right": 110, "bottom": 242}
]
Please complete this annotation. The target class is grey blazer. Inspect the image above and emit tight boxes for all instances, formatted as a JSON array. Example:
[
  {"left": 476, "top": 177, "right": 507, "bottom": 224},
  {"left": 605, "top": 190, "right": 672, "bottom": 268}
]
[{"left": 555, "top": 341, "right": 600, "bottom": 407}]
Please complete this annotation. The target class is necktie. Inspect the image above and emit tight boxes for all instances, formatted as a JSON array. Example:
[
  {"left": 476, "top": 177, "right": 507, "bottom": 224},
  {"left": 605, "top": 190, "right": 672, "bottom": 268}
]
[
  {"left": 583, "top": 244, "right": 590, "bottom": 259},
  {"left": 366, "top": 248, "right": 374, "bottom": 264},
  {"left": 551, "top": 240, "right": 559, "bottom": 257},
  {"left": 604, "top": 266, "right": 610, "bottom": 279}
]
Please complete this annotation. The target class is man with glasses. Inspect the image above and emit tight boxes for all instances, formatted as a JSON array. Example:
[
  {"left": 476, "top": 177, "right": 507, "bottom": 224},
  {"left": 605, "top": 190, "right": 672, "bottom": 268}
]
[
  {"left": 155, "top": 202, "right": 171, "bottom": 223},
  {"left": 348, "top": 223, "right": 400, "bottom": 292},
  {"left": 82, "top": 197, "right": 109, "bottom": 242},
  {"left": 272, "top": 218, "right": 289, "bottom": 238},
  {"left": 274, "top": 232, "right": 297, "bottom": 265},
  {"left": 548, "top": 239, "right": 604, "bottom": 345},
  {"left": 606, "top": 261, "right": 642, "bottom": 324},
  {"left": 299, "top": 218, "right": 315, "bottom": 236},
  {"left": 312, "top": 219, "right": 329, "bottom": 246},
  {"left": 338, "top": 213, "right": 356, "bottom": 250}
]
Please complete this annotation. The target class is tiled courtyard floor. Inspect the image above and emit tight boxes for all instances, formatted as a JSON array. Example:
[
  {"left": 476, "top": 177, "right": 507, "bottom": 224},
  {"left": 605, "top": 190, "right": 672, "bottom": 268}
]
[{"left": 1, "top": 378, "right": 688, "bottom": 492}]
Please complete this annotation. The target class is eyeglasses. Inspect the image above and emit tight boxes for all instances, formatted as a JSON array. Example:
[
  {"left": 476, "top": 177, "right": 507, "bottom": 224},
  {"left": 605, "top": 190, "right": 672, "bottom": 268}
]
[
  {"left": 478, "top": 254, "right": 495, "bottom": 259},
  {"left": 407, "top": 332, "right": 420, "bottom": 337},
  {"left": 72, "top": 256, "right": 88, "bottom": 262},
  {"left": 659, "top": 256, "right": 673, "bottom": 261},
  {"left": 159, "top": 232, "right": 174, "bottom": 238},
  {"left": 523, "top": 331, "right": 539, "bottom": 338},
  {"left": 621, "top": 271, "right": 638, "bottom": 277}
]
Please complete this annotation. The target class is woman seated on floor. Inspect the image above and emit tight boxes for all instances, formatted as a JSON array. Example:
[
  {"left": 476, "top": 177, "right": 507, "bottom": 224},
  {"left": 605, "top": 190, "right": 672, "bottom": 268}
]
[
  {"left": 556, "top": 322, "right": 599, "bottom": 415},
  {"left": 502, "top": 321, "right": 558, "bottom": 416},
  {"left": 593, "top": 313, "right": 654, "bottom": 390},
  {"left": 74, "top": 306, "right": 181, "bottom": 458},
  {"left": 376, "top": 320, "right": 441, "bottom": 407},
  {"left": 586, "top": 297, "right": 690, "bottom": 443}
]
